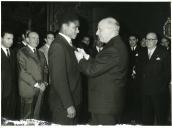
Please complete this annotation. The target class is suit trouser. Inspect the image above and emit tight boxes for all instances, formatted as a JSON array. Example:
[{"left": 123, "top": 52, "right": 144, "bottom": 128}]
[
  {"left": 1, "top": 95, "right": 16, "bottom": 119},
  {"left": 51, "top": 105, "right": 80, "bottom": 125},
  {"left": 90, "top": 113, "right": 120, "bottom": 125},
  {"left": 20, "top": 92, "right": 39, "bottom": 119},
  {"left": 141, "top": 91, "right": 169, "bottom": 125}
]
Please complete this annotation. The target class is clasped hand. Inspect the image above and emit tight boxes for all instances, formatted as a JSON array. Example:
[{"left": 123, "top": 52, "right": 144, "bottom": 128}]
[
  {"left": 74, "top": 48, "right": 89, "bottom": 62},
  {"left": 38, "top": 82, "right": 48, "bottom": 92},
  {"left": 67, "top": 106, "right": 76, "bottom": 118}
]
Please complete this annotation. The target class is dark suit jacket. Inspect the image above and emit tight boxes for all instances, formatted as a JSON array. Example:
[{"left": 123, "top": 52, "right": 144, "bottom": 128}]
[
  {"left": 48, "top": 34, "right": 82, "bottom": 111},
  {"left": 1, "top": 48, "right": 17, "bottom": 98},
  {"left": 1, "top": 48, "right": 18, "bottom": 118},
  {"left": 79, "top": 35, "right": 128, "bottom": 114},
  {"left": 17, "top": 46, "right": 48, "bottom": 99},
  {"left": 129, "top": 46, "right": 141, "bottom": 70},
  {"left": 138, "top": 46, "right": 170, "bottom": 95}
]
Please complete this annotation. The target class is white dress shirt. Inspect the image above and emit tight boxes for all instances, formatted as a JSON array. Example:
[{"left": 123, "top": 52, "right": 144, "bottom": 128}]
[
  {"left": 148, "top": 46, "right": 156, "bottom": 59},
  {"left": 59, "top": 32, "right": 73, "bottom": 47},
  {"left": 1, "top": 44, "right": 10, "bottom": 57},
  {"left": 27, "top": 45, "right": 36, "bottom": 53},
  {"left": 22, "top": 41, "right": 27, "bottom": 46}
]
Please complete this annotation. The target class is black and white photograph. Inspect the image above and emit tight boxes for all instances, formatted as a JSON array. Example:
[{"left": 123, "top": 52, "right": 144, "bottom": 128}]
[{"left": 1, "top": 0, "right": 171, "bottom": 126}]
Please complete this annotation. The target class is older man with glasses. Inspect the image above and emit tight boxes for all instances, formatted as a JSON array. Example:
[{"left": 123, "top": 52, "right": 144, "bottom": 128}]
[{"left": 137, "top": 32, "right": 170, "bottom": 125}]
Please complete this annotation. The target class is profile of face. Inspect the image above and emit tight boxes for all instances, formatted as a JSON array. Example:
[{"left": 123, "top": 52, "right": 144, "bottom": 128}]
[
  {"left": 45, "top": 34, "right": 54, "bottom": 45},
  {"left": 129, "top": 36, "right": 138, "bottom": 47},
  {"left": 96, "top": 18, "right": 118, "bottom": 44},
  {"left": 1, "top": 33, "right": 14, "bottom": 48},
  {"left": 82, "top": 37, "right": 90, "bottom": 45},
  {"left": 27, "top": 32, "right": 39, "bottom": 48},
  {"left": 146, "top": 33, "right": 158, "bottom": 49},
  {"left": 161, "top": 38, "right": 169, "bottom": 47},
  {"left": 65, "top": 20, "right": 80, "bottom": 39}
]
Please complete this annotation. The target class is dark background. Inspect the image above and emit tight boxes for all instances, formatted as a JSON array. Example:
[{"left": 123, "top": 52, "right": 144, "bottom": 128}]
[{"left": 1, "top": 2, "right": 171, "bottom": 47}]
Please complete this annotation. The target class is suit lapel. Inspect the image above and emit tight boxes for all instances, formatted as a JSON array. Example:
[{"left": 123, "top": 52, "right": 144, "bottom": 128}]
[
  {"left": 149, "top": 47, "right": 158, "bottom": 61},
  {"left": 58, "top": 34, "right": 75, "bottom": 51},
  {"left": 1, "top": 48, "right": 7, "bottom": 59},
  {"left": 25, "top": 46, "right": 41, "bottom": 64},
  {"left": 58, "top": 34, "right": 78, "bottom": 63}
]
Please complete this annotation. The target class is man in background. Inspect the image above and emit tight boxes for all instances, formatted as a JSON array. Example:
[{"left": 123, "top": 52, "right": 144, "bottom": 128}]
[
  {"left": 1, "top": 30, "right": 18, "bottom": 120},
  {"left": 17, "top": 31, "right": 48, "bottom": 119},
  {"left": 39, "top": 31, "right": 54, "bottom": 64},
  {"left": 125, "top": 35, "right": 142, "bottom": 123},
  {"left": 138, "top": 32, "right": 170, "bottom": 125}
]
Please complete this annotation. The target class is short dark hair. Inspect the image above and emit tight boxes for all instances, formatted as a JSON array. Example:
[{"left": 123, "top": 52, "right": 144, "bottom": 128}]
[
  {"left": 1, "top": 30, "right": 13, "bottom": 38},
  {"left": 129, "top": 34, "right": 138, "bottom": 39},
  {"left": 59, "top": 12, "right": 79, "bottom": 29},
  {"left": 46, "top": 31, "right": 55, "bottom": 38}
]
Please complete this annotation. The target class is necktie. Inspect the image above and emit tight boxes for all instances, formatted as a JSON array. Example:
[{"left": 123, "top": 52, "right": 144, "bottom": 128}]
[
  {"left": 132, "top": 47, "right": 135, "bottom": 51},
  {"left": 6, "top": 49, "right": 10, "bottom": 57},
  {"left": 148, "top": 51, "right": 151, "bottom": 59},
  {"left": 33, "top": 49, "right": 38, "bottom": 57}
]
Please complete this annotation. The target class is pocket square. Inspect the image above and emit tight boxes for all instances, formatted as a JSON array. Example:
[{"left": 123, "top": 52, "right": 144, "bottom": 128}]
[
  {"left": 156, "top": 57, "right": 161, "bottom": 60},
  {"left": 135, "top": 53, "right": 138, "bottom": 56}
]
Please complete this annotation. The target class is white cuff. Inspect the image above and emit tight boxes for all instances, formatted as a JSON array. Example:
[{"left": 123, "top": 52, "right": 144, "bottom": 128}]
[{"left": 34, "top": 82, "right": 39, "bottom": 88}]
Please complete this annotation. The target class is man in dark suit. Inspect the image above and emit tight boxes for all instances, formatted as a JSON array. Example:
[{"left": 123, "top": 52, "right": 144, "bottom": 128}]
[
  {"left": 48, "top": 13, "right": 82, "bottom": 125},
  {"left": 138, "top": 32, "right": 170, "bottom": 125},
  {"left": 17, "top": 31, "right": 48, "bottom": 119},
  {"left": 1, "top": 30, "right": 18, "bottom": 120},
  {"left": 125, "top": 35, "right": 142, "bottom": 123},
  {"left": 75, "top": 17, "right": 128, "bottom": 125},
  {"left": 39, "top": 31, "right": 54, "bottom": 64}
]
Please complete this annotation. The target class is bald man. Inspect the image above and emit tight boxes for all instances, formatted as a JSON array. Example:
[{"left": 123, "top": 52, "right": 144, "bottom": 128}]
[
  {"left": 75, "top": 17, "right": 128, "bottom": 125},
  {"left": 17, "top": 31, "right": 48, "bottom": 119},
  {"left": 138, "top": 32, "right": 170, "bottom": 125}
]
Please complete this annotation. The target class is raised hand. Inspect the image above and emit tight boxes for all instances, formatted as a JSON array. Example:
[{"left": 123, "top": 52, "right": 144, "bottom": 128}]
[
  {"left": 74, "top": 50, "right": 84, "bottom": 63},
  {"left": 77, "top": 48, "right": 90, "bottom": 60}
]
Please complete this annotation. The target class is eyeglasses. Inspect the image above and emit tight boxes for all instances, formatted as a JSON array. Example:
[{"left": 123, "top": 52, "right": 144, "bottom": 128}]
[{"left": 146, "top": 39, "right": 157, "bottom": 41}]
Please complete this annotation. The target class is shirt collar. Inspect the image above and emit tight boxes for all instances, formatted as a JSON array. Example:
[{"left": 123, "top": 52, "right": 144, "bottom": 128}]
[
  {"left": 28, "top": 44, "right": 36, "bottom": 52},
  {"left": 45, "top": 44, "right": 50, "bottom": 49},
  {"left": 59, "top": 32, "right": 72, "bottom": 47},
  {"left": 148, "top": 46, "right": 156, "bottom": 54},
  {"left": 22, "top": 41, "right": 27, "bottom": 46},
  {"left": 131, "top": 45, "right": 137, "bottom": 50},
  {"left": 96, "top": 46, "right": 103, "bottom": 52},
  {"left": 1, "top": 44, "right": 10, "bottom": 56}
]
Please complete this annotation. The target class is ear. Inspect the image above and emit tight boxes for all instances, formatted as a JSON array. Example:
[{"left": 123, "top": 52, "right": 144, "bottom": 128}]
[{"left": 26, "top": 37, "right": 29, "bottom": 43}]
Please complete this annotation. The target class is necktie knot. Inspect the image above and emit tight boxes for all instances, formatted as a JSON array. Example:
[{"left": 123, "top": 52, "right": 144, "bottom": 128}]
[
  {"left": 33, "top": 49, "right": 36, "bottom": 53},
  {"left": 6, "top": 49, "right": 10, "bottom": 57}
]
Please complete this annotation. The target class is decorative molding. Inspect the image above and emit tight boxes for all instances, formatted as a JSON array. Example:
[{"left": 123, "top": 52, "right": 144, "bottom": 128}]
[{"left": 163, "top": 17, "right": 171, "bottom": 39}]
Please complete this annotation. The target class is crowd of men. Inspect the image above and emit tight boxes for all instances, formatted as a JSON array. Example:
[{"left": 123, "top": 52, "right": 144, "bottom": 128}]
[{"left": 1, "top": 13, "right": 171, "bottom": 125}]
